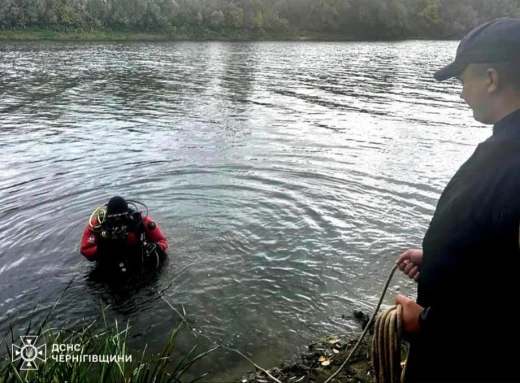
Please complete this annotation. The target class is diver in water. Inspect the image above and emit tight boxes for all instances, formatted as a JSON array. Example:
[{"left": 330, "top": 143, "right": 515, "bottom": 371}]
[{"left": 80, "top": 196, "right": 168, "bottom": 273}]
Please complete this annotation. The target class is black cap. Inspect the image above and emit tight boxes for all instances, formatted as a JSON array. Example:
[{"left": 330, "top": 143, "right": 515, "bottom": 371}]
[
  {"left": 106, "top": 196, "right": 128, "bottom": 215},
  {"left": 435, "top": 18, "right": 520, "bottom": 81}
]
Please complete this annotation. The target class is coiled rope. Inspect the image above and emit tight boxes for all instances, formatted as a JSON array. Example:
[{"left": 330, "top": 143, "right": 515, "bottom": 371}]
[
  {"left": 372, "top": 303, "right": 404, "bottom": 383},
  {"left": 325, "top": 264, "right": 406, "bottom": 383}
]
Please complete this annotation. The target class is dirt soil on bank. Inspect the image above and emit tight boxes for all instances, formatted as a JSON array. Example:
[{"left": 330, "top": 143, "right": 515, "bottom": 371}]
[{"left": 237, "top": 311, "right": 408, "bottom": 383}]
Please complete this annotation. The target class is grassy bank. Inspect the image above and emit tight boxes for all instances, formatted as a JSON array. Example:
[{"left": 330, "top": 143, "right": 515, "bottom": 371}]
[
  {"left": 0, "top": 29, "right": 417, "bottom": 42},
  {"left": 0, "top": 30, "right": 170, "bottom": 41},
  {"left": 0, "top": 279, "right": 286, "bottom": 383},
  {"left": 2, "top": 309, "right": 389, "bottom": 383},
  {"left": 1, "top": 315, "right": 217, "bottom": 382},
  {"left": 0, "top": 280, "right": 221, "bottom": 382}
]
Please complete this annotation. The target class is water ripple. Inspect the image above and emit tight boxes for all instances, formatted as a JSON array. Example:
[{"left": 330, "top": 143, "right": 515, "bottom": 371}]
[{"left": 0, "top": 40, "right": 490, "bottom": 378}]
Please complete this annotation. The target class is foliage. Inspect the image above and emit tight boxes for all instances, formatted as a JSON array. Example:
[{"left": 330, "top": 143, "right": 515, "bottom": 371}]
[
  {"left": 1, "top": 319, "right": 215, "bottom": 383},
  {"left": 0, "top": 0, "right": 519, "bottom": 38}
]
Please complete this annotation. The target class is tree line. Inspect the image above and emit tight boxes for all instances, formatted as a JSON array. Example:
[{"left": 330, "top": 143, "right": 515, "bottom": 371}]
[{"left": 1, "top": 0, "right": 519, "bottom": 39}]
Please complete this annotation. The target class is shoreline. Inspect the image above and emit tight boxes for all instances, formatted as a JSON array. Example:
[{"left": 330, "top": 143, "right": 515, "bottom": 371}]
[
  {"left": 0, "top": 30, "right": 458, "bottom": 42},
  {"left": 237, "top": 332, "right": 381, "bottom": 383},
  {"left": 236, "top": 311, "right": 398, "bottom": 383}
]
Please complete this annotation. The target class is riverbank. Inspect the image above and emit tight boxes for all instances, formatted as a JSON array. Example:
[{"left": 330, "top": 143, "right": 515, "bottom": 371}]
[
  {"left": 0, "top": 30, "right": 170, "bottom": 41},
  {"left": 237, "top": 311, "right": 408, "bottom": 383},
  {"left": 0, "top": 30, "right": 450, "bottom": 42},
  {"left": 238, "top": 334, "right": 374, "bottom": 383}
]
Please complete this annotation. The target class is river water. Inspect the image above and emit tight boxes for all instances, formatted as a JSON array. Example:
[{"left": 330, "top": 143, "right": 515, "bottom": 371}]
[{"left": 0, "top": 41, "right": 488, "bottom": 380}]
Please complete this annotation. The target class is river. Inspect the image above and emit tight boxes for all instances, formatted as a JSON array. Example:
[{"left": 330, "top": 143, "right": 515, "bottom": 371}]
[{"left": 0, "top": 40, "right": 488, "bottom": 380}]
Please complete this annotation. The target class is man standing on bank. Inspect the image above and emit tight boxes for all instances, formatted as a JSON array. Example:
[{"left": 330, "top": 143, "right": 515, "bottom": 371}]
[{"left": 394, "top": 18, "right": 520, "bottom": 382}]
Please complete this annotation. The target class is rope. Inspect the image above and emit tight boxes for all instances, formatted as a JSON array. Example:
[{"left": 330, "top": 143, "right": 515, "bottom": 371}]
[
  {"left": 372, "top": 304, "right": 404, "bottom": 383},
  {"left": 324, "top": 264, "right": 403, "bottom": 383}
]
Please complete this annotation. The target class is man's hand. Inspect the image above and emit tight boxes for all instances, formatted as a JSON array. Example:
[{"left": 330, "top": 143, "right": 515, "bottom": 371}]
[
  {"left": 395, "top": 295, "right": 423, "bottom": 335},
  {"left": 396, "top": 249, "right": 423, "bottom": 282}
]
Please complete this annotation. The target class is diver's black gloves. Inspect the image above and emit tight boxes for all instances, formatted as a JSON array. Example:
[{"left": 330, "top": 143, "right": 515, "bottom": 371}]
[{"left": 144, "top": 242, "right": 157, "bottom": 254}]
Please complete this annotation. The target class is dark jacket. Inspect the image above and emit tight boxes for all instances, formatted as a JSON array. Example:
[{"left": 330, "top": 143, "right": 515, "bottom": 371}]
[{"left": 405, "top": 108, "right": 520, "bottom": 383}]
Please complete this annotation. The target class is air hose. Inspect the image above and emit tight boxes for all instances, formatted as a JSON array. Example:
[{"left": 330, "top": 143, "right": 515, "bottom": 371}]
[{"left": 88, "top": 206, "right": 106, "bottom": 229}]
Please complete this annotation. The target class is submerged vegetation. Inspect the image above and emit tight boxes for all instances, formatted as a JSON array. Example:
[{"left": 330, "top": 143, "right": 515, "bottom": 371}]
[{"left": 0, "top": 0, "right": 519, "bottom": 41}]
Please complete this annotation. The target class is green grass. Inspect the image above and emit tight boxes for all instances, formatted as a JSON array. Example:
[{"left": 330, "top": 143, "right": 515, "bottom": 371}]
[
  {"left": 0, "top": 28, "right": 367, "bottom": 42},
  {"left": 0, "top": 281, "right": 219, "bottom": 382},
  {"left": 1, "top": 317, "right": 218, "bottom": 383},
  {"left": 0, "top": 30, "right": 169, "bottom": 41}
]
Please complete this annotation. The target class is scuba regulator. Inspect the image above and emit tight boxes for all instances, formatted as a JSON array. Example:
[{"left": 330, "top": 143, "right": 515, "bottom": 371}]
[
  {"left": 88, "top": 199, "right": 150, "bottom": 273},
  {"left": 101, "top": 212, "right": 130, "bottom": 241},
  {"left": 89, "top": 209, "right": 130, "bottom": 241}
]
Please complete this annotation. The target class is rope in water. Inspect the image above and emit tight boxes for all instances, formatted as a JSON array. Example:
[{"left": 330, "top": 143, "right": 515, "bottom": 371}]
[{"left": 324, "top": 264, "right": 404, "bottom": 383}]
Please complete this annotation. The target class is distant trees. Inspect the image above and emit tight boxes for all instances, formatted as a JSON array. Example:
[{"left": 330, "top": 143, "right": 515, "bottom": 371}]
[{"left": 0, "top": 0, "right": 519, "bottom": 38}]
